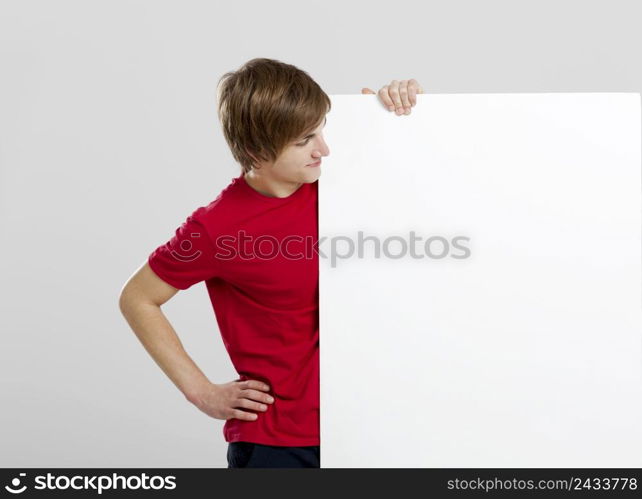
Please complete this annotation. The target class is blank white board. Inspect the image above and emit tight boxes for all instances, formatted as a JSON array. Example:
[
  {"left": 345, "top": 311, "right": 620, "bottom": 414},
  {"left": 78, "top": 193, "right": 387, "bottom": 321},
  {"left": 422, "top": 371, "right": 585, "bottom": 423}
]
[{"left": 319, "top": 94, "right": 642, "bottom": 468}]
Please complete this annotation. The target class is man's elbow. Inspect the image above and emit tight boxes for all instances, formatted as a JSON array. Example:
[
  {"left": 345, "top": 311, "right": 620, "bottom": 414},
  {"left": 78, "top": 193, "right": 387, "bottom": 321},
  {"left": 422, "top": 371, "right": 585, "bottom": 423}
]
[{"left": 118, "top": 280, "right": 137, "bottom": 316}]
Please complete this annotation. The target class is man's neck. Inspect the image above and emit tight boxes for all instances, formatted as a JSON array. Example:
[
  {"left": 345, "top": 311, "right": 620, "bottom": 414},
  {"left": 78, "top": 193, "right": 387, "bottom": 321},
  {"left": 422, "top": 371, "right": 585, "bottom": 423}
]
[{"left": 244, "top": 171, "right": 303, "bottom": 198}]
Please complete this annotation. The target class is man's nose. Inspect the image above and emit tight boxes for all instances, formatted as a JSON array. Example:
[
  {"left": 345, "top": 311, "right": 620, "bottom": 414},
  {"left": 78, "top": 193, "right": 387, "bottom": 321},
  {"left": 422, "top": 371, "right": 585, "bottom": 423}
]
[{"left": 319, "top": 139, "right": 330, "bottom": 157}]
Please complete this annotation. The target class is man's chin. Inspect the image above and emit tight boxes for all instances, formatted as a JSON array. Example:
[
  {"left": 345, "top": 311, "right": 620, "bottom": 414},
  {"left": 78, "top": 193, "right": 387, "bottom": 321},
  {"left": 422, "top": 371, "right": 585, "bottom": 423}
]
[{"left": 303, "top": 168, "right": 321, "bottom": 182}]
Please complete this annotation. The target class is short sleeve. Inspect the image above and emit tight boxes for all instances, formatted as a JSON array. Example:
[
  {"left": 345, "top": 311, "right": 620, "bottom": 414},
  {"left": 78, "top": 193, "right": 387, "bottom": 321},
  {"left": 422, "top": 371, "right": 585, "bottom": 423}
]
[{"left": 147, "top": 214, "right": 220, "bottom": 291}]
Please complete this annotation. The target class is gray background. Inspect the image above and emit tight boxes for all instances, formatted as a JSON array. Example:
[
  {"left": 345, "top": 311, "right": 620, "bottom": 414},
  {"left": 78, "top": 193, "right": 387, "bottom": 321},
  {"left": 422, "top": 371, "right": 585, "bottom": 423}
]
[{"left": 1, "top": 0, "right": 640, "bottom": 467}]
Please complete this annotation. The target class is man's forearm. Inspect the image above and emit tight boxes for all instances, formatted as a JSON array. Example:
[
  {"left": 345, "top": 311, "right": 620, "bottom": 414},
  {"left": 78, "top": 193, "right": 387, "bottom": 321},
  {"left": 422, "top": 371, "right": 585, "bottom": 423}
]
[{"left": 119, "top": 299, "right": 210, "bottom": 403}]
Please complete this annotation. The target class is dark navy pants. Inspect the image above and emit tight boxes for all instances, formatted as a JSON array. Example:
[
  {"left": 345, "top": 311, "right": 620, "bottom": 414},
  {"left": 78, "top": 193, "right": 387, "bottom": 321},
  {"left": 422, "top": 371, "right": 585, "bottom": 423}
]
[{"left": 227, "top": 442, "right": 320, "bottom": 468}]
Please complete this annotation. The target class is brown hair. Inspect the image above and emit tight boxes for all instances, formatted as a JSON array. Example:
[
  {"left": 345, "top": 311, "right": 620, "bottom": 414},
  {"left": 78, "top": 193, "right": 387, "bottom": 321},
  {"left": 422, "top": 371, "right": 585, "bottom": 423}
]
[{"left": 216, "top": 58, "right": 331, "bottom": 174}]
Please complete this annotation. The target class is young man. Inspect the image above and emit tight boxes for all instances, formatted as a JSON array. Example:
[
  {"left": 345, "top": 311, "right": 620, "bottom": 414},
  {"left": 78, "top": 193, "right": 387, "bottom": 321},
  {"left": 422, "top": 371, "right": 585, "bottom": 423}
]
[{"left": 118, "top": 58, "right": 423, "bottom": 468}]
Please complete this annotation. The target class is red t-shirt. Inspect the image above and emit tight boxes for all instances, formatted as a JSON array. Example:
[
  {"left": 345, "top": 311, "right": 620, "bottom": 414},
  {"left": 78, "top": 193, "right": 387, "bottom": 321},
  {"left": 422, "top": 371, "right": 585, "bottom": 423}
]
[{"left": 147, "top": 172, "right": 319, "bottom": 446}]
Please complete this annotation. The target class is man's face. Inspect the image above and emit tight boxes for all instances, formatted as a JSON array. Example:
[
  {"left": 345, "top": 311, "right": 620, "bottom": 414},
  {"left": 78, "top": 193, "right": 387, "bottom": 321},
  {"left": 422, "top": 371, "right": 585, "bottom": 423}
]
[{"left": 252, "top": 115, "right": 330, "bottom": 184}]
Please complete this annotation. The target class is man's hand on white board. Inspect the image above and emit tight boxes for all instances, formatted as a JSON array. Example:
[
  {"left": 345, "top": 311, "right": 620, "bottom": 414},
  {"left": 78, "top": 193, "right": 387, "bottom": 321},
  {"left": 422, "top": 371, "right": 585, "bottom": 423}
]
[{"left": 362, "top": 79, "right": 424, "bottom": 116}]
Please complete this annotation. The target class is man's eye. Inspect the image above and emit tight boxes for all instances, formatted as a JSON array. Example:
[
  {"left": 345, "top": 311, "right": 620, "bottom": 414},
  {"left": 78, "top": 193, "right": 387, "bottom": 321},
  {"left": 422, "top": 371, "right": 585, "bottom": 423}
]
[{"left": 298, "top": 139, "right": 310, "bottom": 146}]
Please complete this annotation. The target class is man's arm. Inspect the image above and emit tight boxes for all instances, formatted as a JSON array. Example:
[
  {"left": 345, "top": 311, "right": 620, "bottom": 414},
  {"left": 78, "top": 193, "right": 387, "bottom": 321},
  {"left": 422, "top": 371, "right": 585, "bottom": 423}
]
[
  {"left": 118, "top": 262, "right": 273, "bottom": 421},
  {"left": 118, "top": 262, "right": 210, "bottom": 402}
]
